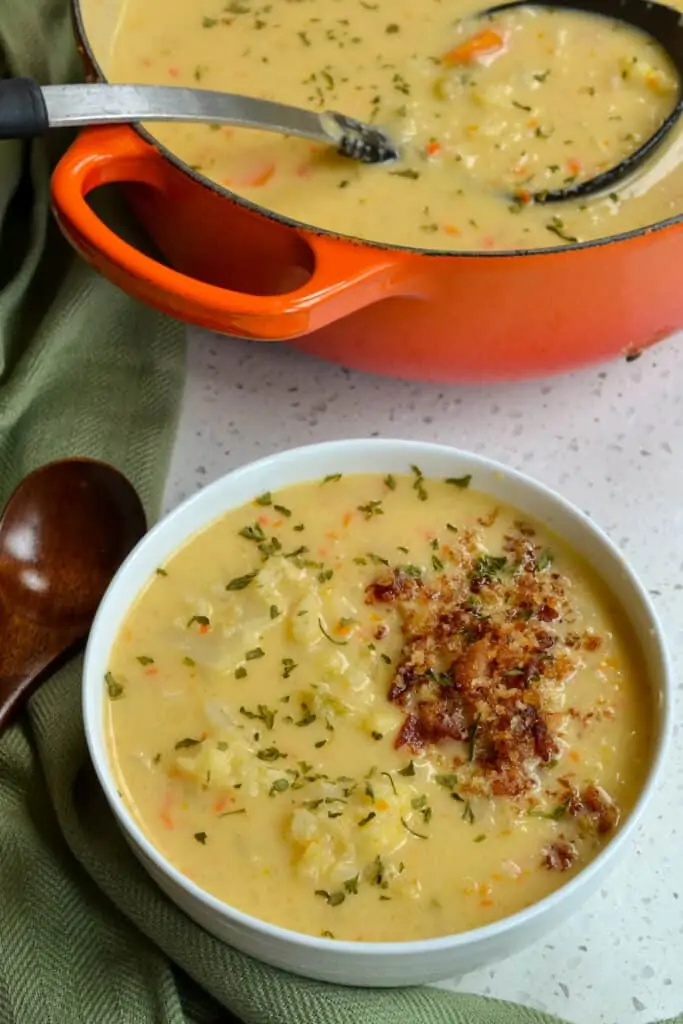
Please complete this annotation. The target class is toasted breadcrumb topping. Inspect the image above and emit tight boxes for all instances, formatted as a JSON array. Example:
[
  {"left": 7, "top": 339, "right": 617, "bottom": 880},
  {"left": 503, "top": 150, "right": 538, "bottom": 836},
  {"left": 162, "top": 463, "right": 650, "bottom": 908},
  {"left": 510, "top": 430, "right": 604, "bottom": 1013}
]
[{"left": 366, "top": 519, "right": 620, "bottom": 870}]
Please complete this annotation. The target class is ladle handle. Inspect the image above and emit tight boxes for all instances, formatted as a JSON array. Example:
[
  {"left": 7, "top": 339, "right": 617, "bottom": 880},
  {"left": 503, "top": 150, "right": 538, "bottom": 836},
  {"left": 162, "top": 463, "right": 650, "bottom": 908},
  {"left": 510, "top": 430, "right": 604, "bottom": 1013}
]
[{"left": 0, "top": 78, "right": 49, "bottom": 139}]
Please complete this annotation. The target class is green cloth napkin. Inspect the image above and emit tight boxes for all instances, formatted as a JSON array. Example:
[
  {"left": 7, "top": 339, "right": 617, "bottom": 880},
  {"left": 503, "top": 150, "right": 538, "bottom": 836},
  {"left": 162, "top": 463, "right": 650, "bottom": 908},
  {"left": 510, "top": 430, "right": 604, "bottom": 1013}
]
[{"left": 0, "top": 3, "right": 680, "bottom": 1023}]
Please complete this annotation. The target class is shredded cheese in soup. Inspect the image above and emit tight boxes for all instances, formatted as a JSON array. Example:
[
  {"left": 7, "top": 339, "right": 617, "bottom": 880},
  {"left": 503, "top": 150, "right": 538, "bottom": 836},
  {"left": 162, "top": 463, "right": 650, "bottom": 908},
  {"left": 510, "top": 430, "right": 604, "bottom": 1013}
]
[
  {"left": 100, "top": 0, "right": 683, "bottom": 250},
  {"left": 105, "top": 472, "right": 653, "bottom": 941}
]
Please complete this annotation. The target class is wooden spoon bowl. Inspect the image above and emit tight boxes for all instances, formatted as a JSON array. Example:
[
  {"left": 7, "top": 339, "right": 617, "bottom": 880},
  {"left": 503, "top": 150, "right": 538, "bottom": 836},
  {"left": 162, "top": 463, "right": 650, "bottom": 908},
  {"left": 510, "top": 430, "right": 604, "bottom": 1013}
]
[{"left": 0, "top": 459, "right": 146, "bottom": 730}]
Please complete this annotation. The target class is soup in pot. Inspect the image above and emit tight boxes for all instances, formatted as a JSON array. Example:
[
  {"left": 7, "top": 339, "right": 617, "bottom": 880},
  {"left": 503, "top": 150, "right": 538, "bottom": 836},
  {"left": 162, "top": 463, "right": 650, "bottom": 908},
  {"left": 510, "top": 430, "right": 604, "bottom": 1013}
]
[
  {"left": 105, "top": 471, "right": 653, "bottom": 941},
  {"left": 101, "top": 0, "right": 683, "bottom": 250}
]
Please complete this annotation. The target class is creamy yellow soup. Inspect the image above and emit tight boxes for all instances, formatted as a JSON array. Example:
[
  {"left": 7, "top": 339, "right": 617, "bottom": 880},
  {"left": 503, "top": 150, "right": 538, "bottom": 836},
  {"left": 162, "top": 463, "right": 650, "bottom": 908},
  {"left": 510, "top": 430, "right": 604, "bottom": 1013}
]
[
  {"left": 101, "top": 0, "right": 683, "bottom": 250},
  {"left": 105, "top": 472, "right": 653, "bottom": 942}
]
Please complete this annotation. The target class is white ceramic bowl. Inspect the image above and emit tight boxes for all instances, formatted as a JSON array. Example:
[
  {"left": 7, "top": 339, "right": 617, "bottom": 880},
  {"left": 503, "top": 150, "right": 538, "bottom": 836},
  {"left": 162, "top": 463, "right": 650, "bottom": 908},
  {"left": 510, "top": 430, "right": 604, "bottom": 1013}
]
[{"left": 83, "top": 439, "right": 672, "bottom": 988}]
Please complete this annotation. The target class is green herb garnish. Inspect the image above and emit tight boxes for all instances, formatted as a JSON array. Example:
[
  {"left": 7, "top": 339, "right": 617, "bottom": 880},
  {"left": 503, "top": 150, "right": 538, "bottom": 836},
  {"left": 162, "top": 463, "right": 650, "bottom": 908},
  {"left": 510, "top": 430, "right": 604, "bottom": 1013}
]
[
  {"left": 467, "top": 715, "right": 481, "bottom": 762},
  {"left": 473, "top": 555, "right": 507, "bottom": 580},
  {"left": 546, "top": 217, "right": 578, "bottom": 244},
  {"left": 528, "top": 798, "right": 570, "bottom": 821},
  {"left": 175, "top": 737, "right": 202, "bottom": 749},
  {"left": 240, "top": 704, "right": 276, "bottom": 729},
  {"left": 401, "top": 816, "right": 428, "bottom": 839},
  {"left": 536, "top": 549, "right": 554, "bottom": 571},
  {"left": 410, "top": 464, "right": 428, "bottom": 501},
  {"left": 462, "top": 800, "right": 475, "bottom": 824},
  {"left": 357, "top": 500, "right": 384, "bottom": 520},
  {"left": 269, "top": 778, "right": 290, "bottom": 796},
  {"left": 445, "top": 474, "right": 472, "bottom": 489},
  {"left": 105, "top": 672, "right": 124, "bottom": 700},
  {"left": 315, "top": 889, "right": 345, "bottom": 906},
  {"left": 435, "top": 773, "right": 459, "bottom": 790},
  {"left": 239, "top": 523, "right": 266, "bottom": 542},
  {"left": 257, "top": 747, "right": 287, "bottom": 762},
  {"left": 187, "top": 614, "right": 210, "bottom": 628},
  {"left": 282, "top": 658, "right": 297, "bottom": 679},
  {"left": 226, "top": 570, "right": 259, "bottom": 591}
]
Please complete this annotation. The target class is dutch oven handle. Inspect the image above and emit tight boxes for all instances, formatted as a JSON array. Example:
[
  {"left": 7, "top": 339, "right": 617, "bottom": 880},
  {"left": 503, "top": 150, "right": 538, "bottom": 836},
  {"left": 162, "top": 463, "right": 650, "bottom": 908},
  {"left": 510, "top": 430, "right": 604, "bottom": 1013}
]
[{"left": 50, "top": 126, "right": 410, "bottom": 340}]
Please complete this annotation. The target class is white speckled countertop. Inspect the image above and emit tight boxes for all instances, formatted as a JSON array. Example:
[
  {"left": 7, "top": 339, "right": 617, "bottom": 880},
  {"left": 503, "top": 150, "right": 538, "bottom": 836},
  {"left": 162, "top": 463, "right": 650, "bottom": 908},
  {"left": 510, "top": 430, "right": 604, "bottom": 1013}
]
[{"left": 164, "top": 327, "right": 683, "bottom": 1024}]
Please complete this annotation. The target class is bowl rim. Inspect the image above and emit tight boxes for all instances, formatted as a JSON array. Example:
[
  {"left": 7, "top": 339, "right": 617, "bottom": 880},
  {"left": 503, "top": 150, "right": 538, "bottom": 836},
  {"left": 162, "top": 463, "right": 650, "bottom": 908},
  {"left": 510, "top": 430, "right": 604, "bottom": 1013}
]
[{"left": 83, "top": 438, "right": 673, "bottom": 957}]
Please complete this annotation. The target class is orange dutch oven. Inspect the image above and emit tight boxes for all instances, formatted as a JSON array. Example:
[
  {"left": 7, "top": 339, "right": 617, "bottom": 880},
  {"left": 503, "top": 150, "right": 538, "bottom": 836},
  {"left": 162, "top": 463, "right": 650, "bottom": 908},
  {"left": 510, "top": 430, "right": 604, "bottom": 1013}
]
[{"left": 51, "top": 0, "right": 683, "bottom": 382}]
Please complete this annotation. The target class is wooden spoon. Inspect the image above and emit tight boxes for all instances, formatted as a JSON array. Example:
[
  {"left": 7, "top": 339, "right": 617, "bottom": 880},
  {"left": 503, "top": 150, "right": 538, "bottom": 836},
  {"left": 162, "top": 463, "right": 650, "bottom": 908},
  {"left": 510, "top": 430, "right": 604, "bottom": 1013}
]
[{"left": 0, "top": 459, "right": 146, "bottom": 732}]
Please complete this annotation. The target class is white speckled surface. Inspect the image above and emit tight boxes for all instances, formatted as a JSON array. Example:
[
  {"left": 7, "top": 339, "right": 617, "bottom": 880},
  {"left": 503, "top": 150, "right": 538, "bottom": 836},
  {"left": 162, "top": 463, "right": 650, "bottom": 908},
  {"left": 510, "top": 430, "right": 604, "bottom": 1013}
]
[{"left": 164, "top": 328, "right": 683, "bottom": 1024}]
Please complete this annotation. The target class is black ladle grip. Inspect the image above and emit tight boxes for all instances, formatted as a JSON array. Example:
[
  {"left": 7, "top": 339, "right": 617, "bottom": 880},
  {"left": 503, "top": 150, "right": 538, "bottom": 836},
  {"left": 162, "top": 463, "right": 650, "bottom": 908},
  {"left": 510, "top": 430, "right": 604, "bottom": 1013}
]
[{"left": 0, "top": 77, "right": 49, "bottom": 140}]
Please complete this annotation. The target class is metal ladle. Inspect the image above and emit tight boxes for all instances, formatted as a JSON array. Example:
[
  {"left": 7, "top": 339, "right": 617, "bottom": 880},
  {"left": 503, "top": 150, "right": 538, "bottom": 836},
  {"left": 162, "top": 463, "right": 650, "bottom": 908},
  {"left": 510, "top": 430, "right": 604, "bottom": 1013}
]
[
  {"left": 0, "top": 77, "right": 398, "bottom": 164},
  {"left": 484, "top": 0, "right": 683, "bottom": 202}
]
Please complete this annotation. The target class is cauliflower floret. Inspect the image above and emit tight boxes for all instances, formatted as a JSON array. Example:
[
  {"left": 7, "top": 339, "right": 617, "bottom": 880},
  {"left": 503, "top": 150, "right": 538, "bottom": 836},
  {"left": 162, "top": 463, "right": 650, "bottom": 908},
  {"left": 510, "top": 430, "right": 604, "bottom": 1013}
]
[{"left": 285, "top": 774, "right": 419, "bottom": 892}]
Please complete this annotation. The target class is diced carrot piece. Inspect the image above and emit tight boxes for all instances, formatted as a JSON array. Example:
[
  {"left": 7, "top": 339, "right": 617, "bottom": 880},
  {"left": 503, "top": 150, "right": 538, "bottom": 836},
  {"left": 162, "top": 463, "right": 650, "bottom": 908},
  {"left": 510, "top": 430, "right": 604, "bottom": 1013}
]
[
  {"left": 426, "top": 140, "right": 442, "bottom": 157},
  {"left": 514, "top": 188, "right": 532, "bottom": 205},
  {"left": 258, "top": 514, "right": 270, "bottom": 525},
  {"left": 442, "top": 28, "right": 505, "bottom": 66},
  {"left": 567, "top": 158, "right": 582, "bottom": 175},
  {"left": 443, "top": 224, "right": 461, "bottom": 236},
  {"left": 481, "top": 898, "right": 494, "bottom": 907},
  {"left": 214, "top": 794, "right": 231, "bottom": 814},
  {"left": 342, "top": 512, "right": 353, "bottom": 527},
  {"left": 160, "top": 787, "right": 176, "bottom": 829},
  {"left": 376, "top": 799, "right": 389, "bottom": 811},
  {"left": 144, "top": 666, "right": 159, "bottom": 676},
  {"left": 198, "top": 624, "right": 210, "bottom": 635},
  {"left": 168, "top": 66, "right": 180, "bottom": 78},
  {"left": 248, "top": 163, "right": 276, "bottom": 187}
]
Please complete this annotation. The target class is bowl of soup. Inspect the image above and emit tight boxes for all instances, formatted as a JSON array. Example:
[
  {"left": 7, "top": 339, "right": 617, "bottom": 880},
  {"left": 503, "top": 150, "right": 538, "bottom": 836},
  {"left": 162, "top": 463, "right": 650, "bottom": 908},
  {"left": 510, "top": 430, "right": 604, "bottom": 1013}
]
[
  {"left": 83, "top": 439, "right": 671, "bottom": 985},
  {"left": 49, "top": 0, "right": 683, "bottom": 381}
]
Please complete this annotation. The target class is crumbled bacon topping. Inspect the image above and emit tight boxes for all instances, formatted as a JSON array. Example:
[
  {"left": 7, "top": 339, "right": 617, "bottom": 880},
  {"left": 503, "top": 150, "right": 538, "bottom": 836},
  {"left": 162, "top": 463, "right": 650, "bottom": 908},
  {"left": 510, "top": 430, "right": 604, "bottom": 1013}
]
[
  {"left": 566, "top": 782, "right": 620, "bottom": 834},
  {"left": 543, "top": 839, "right": 578, "bottom": 871},
  {"left": 365, "top": 526, "right": 595, "bottom": 800}
]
